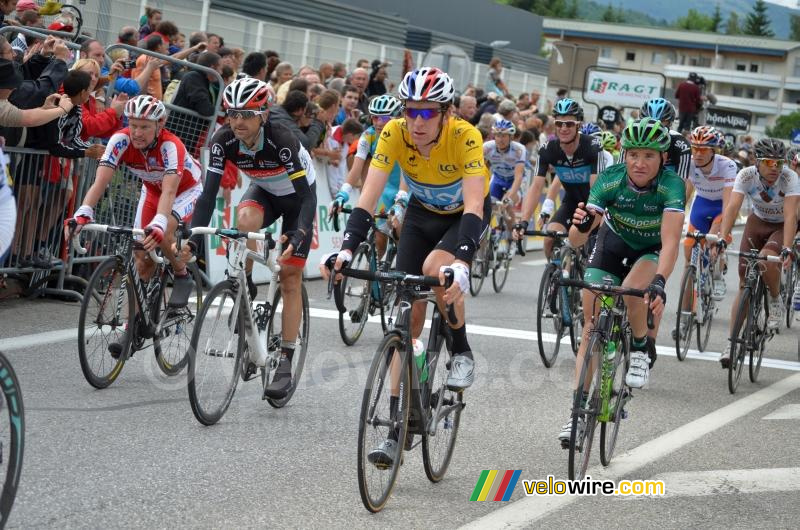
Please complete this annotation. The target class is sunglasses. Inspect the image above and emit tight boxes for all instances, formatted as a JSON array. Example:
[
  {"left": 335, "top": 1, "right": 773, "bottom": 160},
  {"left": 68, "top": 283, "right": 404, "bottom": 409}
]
[
  {"left": 226, "top": 109, "right": 265, "bottom": 119},
  {"left": 691, "top": 145, "right": 714, "bottom": 154},
  {"left": 371, "top": 114, "right": 393, "bottom": 123},
  {"left": 757, "top": 158, "right": 784, "bottom": 168},
  {"left": 404, "top": 107, "right": 441, "bottom": 121},
  {"left": 555, "top": 120, "right": 578, "bottom": 129}
]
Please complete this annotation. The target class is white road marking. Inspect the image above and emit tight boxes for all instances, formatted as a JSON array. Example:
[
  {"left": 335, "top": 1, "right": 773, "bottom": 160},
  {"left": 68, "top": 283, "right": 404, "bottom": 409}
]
[
  {"left": 460, "top": 372, "right": 800, "bottom": 529},
  {"left": 762, "top": 404, "right": 800, "bottom": 420},
  {"left": 519, "top": 259, "right": 549, "bottom": 267},
  {"left": 646, "top": 468, "right": 800, "bottom": 497},
  {"left": 2, "top": 308, "right": 799, "bottom": 373}
]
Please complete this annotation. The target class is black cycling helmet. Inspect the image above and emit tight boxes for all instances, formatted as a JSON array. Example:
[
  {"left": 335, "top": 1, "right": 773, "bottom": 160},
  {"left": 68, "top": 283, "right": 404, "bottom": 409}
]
[{"left": 754, "top": 138, "right": 786, "bottom": 160}]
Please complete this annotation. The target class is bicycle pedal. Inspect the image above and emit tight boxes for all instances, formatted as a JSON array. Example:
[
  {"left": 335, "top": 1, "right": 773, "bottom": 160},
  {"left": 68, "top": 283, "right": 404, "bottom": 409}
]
[{"left": 242, "top": 361, "right": 258, "bottom": 381}]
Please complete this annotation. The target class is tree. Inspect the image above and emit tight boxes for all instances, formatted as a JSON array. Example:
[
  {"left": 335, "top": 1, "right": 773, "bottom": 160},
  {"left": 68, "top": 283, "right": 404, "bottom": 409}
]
[
  {"left": 675, "top": 9, "right": 714, "bottom": 32},
  {"left": 566, "top": 0, "right": 579, "bottom": 19},
  {"left": 601, "top": 2, "right": 617, "bottom": 22},
  {"left": 790, "top": 14, "right": 800, "bottom": 41},
  {"left": 743, "top": 0, "right": 774, "bottom": 37},
  {"left": 710, "top": 4, "right": 722, "bottom": 33},
  {"left": 765, "top": 110, "right": 800, "bottom": 139},
  {"left": 725, "top": 12, "right": 741, "bottom": 35}
]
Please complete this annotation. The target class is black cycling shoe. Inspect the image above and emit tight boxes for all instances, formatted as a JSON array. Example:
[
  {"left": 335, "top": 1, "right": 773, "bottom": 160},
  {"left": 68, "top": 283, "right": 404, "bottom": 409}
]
[
  {"left": 168, "top": 273, "right": 194, "bottom": 307},
  {"left": 108, "top": 342, "right": 124, "bottom": 359},
  {"left": 263, "top": 358, "right": 293, "bottom": 399}
]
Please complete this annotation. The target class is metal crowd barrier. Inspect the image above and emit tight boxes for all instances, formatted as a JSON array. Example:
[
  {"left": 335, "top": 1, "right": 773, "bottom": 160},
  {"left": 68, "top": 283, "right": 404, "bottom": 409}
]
[{"left": 0, "top": 26, "right": 83, "bottom": 52}]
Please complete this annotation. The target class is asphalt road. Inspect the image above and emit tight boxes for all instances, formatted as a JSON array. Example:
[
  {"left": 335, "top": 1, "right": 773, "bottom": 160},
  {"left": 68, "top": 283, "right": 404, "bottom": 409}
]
[{"left": 0, "top": 243, "right": 798, "bottom": 529}]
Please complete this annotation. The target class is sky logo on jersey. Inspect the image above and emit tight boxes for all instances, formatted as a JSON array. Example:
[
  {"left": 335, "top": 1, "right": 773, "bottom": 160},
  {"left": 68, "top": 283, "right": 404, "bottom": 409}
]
[
  {"left": 555, "top": 165, "right": 592, "bottom": 184},
  {"left": 470, "top": 470, "right": 522, "bottom": 501},
  {"left": 404, "top": 177, "right": 463, "bottom": 209}
]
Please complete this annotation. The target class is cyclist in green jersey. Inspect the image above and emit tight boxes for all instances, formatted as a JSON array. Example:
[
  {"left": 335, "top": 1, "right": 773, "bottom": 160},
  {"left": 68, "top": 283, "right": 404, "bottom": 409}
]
[{"left": 559, "top": 118, "right": 685, "bottom": 444}]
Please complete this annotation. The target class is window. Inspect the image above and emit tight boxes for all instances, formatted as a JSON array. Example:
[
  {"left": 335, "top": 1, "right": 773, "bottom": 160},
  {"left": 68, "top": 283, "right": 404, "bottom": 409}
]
[
  {"left": 625, "top": 50, "right": 636, "bottom": 61},
  {"left": 758, "top": 88, "right": 770, "bottom": 99},
  {"left": 736, "top": 63, "right": 746, "bottom": 71},
  {"left": 599, "top": 47, "right": 613, "bottom": 59},
  {"left": 732, "top": 86, "right": 743, "bottom": 97},
  {"left": 697, "top": 56, "right": 711, "bottom": 67},
  {"left": 652, "top": 52, "right": 663, "bottom": 64},
  {"left": 750, "top": 63, "right": 759, "bottom": 73},
  {"left": 746, "top": 87, "right": 756, "bottom": 99},
  {"left": 794, "top": 57, "right": 800, "bottom": 77}
]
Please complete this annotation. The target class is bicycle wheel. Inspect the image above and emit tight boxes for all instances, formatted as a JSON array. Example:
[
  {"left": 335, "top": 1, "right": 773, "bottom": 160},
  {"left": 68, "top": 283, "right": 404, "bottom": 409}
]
[
  {"left": 600, "top": 328, "right": 629, "bottom": 466},
  {"left": 568, "top": 334, "right": 601, "bottom": 480},
  {"left": 537, "top": 264, "right": 563, "bottom": 368},
  {"left": 338, "top": 244, "right": 371, "bottom": 346},
  {"left": 153, "top": 263, "right": 203, "bottom": 376},
  {"left": 357, "top": 333, "right": 410, "bottom": 513},
  {"left": 492, "top": 236, "right": 511, "bottom": 293},
  {"left": 785, "top": 262, "right": 796, "bottom": 328},
  {"left": 728, "top": 288, "right": 750, "bottom": 394},
  {"left": 0, "top": 352, "right": 24, "bottom": 527},
  {"left": 675, "top": 266, "right": 696, "bottom": 361},
  {"left": 697, "top": 272, "right": 715, "bottom": 353},
  {"left": 422, "top": 325, "right": 462, "bottom": 483},
  {"left": 264, "top": 283, "right": 310, "bottom": 409},
  {"left": 568, "top": 259, "right": 584, "bottom": 355},
  {"left": 749, "top": 284, "right": 768, "bottom": 383},
  {"left": 77, "top": 256, "right": 133, "bottom": 389},
  {"left": 469, "top": 241, "right": 488, "bottom": 296},
  {"left": 187, "top": 280, "right": 246, "bottom": 426}
]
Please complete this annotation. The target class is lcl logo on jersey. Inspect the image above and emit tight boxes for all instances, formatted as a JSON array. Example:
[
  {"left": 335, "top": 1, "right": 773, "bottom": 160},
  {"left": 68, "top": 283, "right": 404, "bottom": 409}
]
[
  {"left": 466, "top": 160, "right": 483, "bottom": 171},
  {"left": 374, "top": 153, "right": 390, "bottom": 164},
  {"left": 439, "top": 163, "right": 457, "bottom": 173}
]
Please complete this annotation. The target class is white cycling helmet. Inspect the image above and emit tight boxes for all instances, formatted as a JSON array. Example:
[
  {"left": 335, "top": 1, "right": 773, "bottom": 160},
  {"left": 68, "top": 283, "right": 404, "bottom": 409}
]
[
  {"left": 398, "top": 67, "right": 455, "bottom": 104},
  {"left": 124, "top": 95, "right": 167, "bottom": 121},
  {"left": 223, "top": 77, "right": 275, "bottom": 109}
]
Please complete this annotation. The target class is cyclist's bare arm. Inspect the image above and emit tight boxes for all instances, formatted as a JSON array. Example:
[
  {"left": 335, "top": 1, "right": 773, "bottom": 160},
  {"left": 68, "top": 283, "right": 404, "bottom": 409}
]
[
  {"left": 784, "top": 195, "right": 799, "bottom": 250},
  {"left": 545, "top": 176, "right": 562, "bottom": 202},
  {"left": 520, "top": 174, "right": 546, "bottom": 223},
  {"left": 80, "top": 165, "right": 115, "bottom": 208},
  {"left": 344, "top": 155, "right": 367, "bottom": 190},
  {"left": 720, "top": 190, "right": 745, "bottom": 240},
  {"left": 355, "top": 165, "right": 390, "bottom": 214},
  {"left": 507, "top": 162, "right": 524, "bottom": 200},
  {"left": 684, "top": 179, "right": 695, "bottom": 206}
]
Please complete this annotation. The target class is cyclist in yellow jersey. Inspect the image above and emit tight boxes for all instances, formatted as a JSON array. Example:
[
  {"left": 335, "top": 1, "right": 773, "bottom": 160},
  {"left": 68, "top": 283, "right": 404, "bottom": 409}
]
[{"left": 323, "top": 67, "right": 490, "bottom": 467}]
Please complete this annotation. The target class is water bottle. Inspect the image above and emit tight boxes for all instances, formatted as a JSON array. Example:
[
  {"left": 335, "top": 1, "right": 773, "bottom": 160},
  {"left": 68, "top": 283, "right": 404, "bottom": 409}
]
[{"left": 413, "top": 339, "right": 428, "bottom": 383}]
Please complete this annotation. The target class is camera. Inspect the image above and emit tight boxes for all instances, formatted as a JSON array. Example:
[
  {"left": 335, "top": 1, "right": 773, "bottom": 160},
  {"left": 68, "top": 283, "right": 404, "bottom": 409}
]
[{"left": 122, "top": 60, "right": 135, "bottom": 70}]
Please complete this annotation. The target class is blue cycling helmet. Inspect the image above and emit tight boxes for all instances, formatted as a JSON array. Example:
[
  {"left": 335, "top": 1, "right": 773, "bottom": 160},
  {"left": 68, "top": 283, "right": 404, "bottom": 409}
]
[
  {"left": 640, "top": 98, "right": 676, "bottom": 124},
  {"left": 492, "top": 118, "right": 516, "bottom": 135},
  {"left": 580, "top": 122, "right": 601, "bottom": 135},
  {"left": 552, "top": 98, "right": 583, "bottom": 120}
]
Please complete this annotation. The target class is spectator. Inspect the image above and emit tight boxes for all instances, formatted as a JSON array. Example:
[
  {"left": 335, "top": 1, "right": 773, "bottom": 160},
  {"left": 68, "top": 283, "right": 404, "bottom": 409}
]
[
  {"left": 0, "top": 0, "right": 18, "bottom": 28},
  {"left": 529, "top": 90, "right": 541, "bottom": 113},
  {"left": 675, "top": 72, "right": 701, "bottom": 133},
  {"left": 272, "top": 61, "right": 293, "bottom": 90},
  {"left": 265, "top": 50, "right": 280, "bottom": 80},
  {"left": 308, "top": 82, "right": 324, "bottom": 101},
  {"left": 80, "top": 39, "right": 107, "bottom": 68},
  {"left": 334, "top": 84, "right": 360, "bottom": 125},
  {"left": 366, "top": 59, "right": 389, "bottom": 97},
  {"left": 218, "top": 47, "right": 236, "bottom": 72},
  {"left": 0, "top": 57, "right": 73, "bottom": 130},
  {"left": 349, "top": 67, "right": 369, "bottom": 114},
  {"left": 355, "top": 58, "right": 369, "bottom": 69},
  {"left": 241, "top": 51, "right": 267, "bottom": 80},
  {"left": 268, "top": 89, "right": 325, "bottom": 150},
  {"left": 103, "top": 47, "right": 161, "bottom": 97},
  {"left": 189, "top": 31, "right": 207, "bottom": 47},
  {"left": 206, "top": 33, "right": 222, "bottom": 53},
  {"left": 516, "top": 93, "right": 530, "bottom": 111},
  {"left": 9, "top": 7, "right": 40, "bottom": 59},
  {"left": 327, "top": 77, "right": 345, "bottom": 93},
  {"left": 171, "top": 32, "right": 186, "bottom": 54},
  {"left": 150, "top": 20, "right": 179, "bottom": 47},
  {"left": 319, "top": 62, "right": 333, "bottom": 85},
  {"left": 331, "top": 62, "right": 347, "bottom": 80},
  {"left": 457, "top": 95, "right": 477, "bottom": 121},
  {"left": 169, "top": 51, "right": 222, "bottom": 156},
  {"left": 473, "top": 92, "right": 498, "bottom": 125},
  {"left": 486, "top": 57, "right": 509, "bottom": 97},
  {"left": 118, "top": 25, "right": 138, "bottom": 46},
  {"left": 17, "top": 69, "right": 105, "bottom": 268},
  {"left": 71, "top": 58, "right": 127, "bottom": 140},
  {"left": 494, "top": 99, "right": 517, "bottom": 121},
  {"left": 324, "top": 117, "right": 362, "bottom": 197},
  {"left": 221, "top": 65, "right": 234, "bottom": 85},
  {"left": 231, "top": 47, "right": 245, "bottom": 74},
  {"left": 138, "top": 6, "right": 162, "bottom": 41},
  {"left": 277, "top": 77, "right": 308, "bottom": 104},
  {"left": 311, "top": 88, "right": 342, "bottom": 172},
  {"left": 131, "top": 34, "right": 166, "bottom": 99}
]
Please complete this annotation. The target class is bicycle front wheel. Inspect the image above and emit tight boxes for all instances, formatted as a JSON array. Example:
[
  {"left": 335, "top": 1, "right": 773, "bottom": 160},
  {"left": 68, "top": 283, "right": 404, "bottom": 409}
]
[
  {"left": 77, "top": 256, "right": 133, "bottom": 389},
  {"left": 492, "top": 236, "right": 511, "bottom": 293},
  {"left": 675, "top": 266, "right": 696, "bottom": 361},
  {"left": 187, "top": 280, "right": 246, "bottom": 426},
  {"left": 785, "top": 262, "right": 796, "bottom": 328},
  {"left": 568, "top": 334, "right": 601, "bottom": 480},
  {"left": 469, "top": 244, "right": 487, "bottom": 297},
  {"left": 537, "top": 265, "right": 563, "bottom": 368},
  {"left": 153, "top": 263, "right": 203, "bottom": 376},
  {"left": 264, "top": 283, "right": 310, "bottom": 409},
  {"left": 600, "top": 329, "right": 629, "bottom": 466},
  {"left": 728, "top": 287, "right": 750, "bottom": 394},
  {"left": 357, "top": 333, "right": 409, "bottom": 513},
  {"left": 422, "top": 327, "right": 462, "bottom": 483},
  {"left": 338, "top": 244, "right": 371, "bottom": 346},
  {"left": 0, "top": 352, "right": 24, "bottom": 528},
  {"left": 749, "top": 284, "right": 768, "bottom": 383}
]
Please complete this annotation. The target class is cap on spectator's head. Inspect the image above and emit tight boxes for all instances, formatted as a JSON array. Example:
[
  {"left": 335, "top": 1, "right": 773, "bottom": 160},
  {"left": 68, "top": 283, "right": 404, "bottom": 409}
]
[
  {"left": 16, "top": 0, "right": 37, "bottom": 13},
  {"left": 48, "top": 21, "right": 74, "bottom": 32},
  {"left": 0, "top": 59, "right": 23, "bottom": 90}
]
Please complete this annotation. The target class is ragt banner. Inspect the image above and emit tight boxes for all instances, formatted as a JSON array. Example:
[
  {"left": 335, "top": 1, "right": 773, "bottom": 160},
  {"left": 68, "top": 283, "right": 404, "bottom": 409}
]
[{"left": 584, "top": 69, "right": 664, "bottom": 108}]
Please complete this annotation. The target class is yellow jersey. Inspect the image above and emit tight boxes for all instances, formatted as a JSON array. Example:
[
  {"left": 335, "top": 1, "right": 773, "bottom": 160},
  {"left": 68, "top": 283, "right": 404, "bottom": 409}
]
[{"left": 369, "top": 116, "right": 490, "bottom": 214}]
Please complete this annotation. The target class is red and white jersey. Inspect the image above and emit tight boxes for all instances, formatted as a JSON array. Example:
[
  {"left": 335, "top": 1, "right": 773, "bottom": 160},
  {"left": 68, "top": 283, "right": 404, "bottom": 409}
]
[{"left": 99, "top": 128, "right": 202, "bottom": 194}]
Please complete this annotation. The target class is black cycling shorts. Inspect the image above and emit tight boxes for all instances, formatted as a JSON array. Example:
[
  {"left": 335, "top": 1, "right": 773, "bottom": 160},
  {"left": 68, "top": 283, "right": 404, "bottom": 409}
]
[
  {"left": 395, "top": 195, "right": 491, "bottom": 277},
  {"left": 550, "top": 197, "right": 579, "bottom": 228},
  {"left": 585, "top": 223, "right": 661, "bottom": 285},
  {"left": 239, "top": 182, "right": 316, "bottom": 267}
]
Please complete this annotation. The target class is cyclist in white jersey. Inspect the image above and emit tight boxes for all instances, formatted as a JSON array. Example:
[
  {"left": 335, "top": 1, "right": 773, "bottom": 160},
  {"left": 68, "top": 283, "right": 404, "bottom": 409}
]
[
  {"left": 719, "top": 139, "right": 800, "bottom": 365},
  {"left": 484, "top": 118, "right": 525, "bottom": 241},
  {"left": 582, "top": 123, "right": 614, "bottom": 169}
]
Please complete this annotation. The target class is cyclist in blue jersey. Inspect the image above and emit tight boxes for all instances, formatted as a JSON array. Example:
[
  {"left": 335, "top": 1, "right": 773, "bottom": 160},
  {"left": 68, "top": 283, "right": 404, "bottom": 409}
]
[
  {"left": 330, "top": 94, "right": 406, "bottom": 259},
  {"left": 484, "top": 118, "right": 526, "bottom": 235},
  {"left": 514, "top": 98, "right": 605, "bottom": 258}
]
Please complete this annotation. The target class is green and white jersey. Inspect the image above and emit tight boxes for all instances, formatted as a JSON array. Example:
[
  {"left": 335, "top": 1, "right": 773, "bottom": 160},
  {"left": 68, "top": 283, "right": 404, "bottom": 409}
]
[{"left": 586, "top": 163, "right": 686, "bottom": 250}]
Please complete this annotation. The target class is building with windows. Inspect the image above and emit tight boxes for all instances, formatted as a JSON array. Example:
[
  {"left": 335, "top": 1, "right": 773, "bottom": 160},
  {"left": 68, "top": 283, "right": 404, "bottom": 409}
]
[{"left": 543, "top": 18, "right": 800, "bottom": 135}]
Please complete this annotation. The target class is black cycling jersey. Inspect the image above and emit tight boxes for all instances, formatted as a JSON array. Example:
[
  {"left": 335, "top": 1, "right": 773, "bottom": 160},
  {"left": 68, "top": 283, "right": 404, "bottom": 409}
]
[
  {"left": 620, "top": 130, "right": 691, "bottom": 180},
  {"left": 191, "top": 120, "right": 316, "bottom": 246},
  {"left": 534, "top": 133, "right": 605, "bottom": 204}
]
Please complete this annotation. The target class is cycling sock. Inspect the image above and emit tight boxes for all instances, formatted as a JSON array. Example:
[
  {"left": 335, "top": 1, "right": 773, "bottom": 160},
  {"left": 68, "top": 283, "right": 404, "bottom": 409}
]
[
  {"left": 280, "top": 340, "right": 295, "bottom": 362},
  {"left": 389, "top": 396, "right": 400, "bottom": 441},
  {"left": 451, "top": 325, "right": 472, "bottom": 359},
  {"left": 632, "top": 336, "right": 647, "bottom": 352}
]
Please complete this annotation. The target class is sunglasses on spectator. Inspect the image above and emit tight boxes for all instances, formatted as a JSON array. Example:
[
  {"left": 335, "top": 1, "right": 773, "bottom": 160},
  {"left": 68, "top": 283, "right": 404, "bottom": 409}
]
[
  {"left": 691, "top": 145, "right": 714, "bottom": 154},
  {"left": 757, "top": 158, "right": 784, "bottom": 168},
  {"left": 404, "top": 107, "right": 441, "bottom": 121},
  {"left": 371, "top": 114, "right": 393, "bottom": 123},
  {"left": 554, "top": 120, "right": 578, "bottom": 129},
  {"left": 226, "top": 109, "right": 265, "bottom": 119}
]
